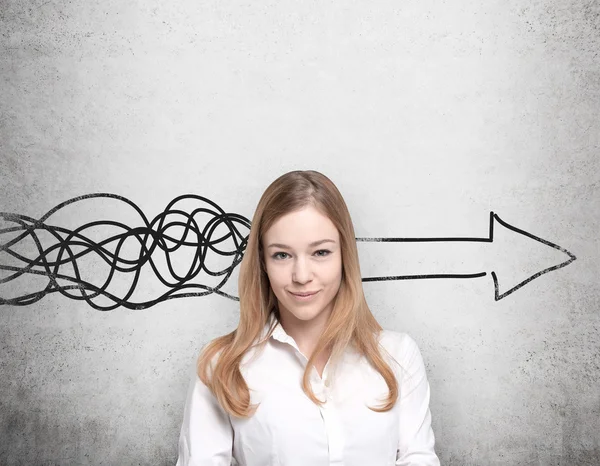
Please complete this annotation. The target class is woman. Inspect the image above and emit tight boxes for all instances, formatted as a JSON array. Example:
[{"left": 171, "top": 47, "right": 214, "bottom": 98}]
[{"left": 176, "top": 170, "right": 440, "bottom": 466}]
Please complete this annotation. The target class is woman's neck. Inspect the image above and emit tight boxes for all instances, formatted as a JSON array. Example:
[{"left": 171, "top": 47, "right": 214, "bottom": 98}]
[{"left": 278, "top": 307, "right": 332, "bottom": 361}]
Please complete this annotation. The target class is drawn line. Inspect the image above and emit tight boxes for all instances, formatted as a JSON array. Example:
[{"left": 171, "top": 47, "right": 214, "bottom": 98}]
[
  {"left": 1, "top": 198, "right": 576, "bottom": 308},
  {"left": 358, "top": 212, "right": 576, "bottom": 300}
]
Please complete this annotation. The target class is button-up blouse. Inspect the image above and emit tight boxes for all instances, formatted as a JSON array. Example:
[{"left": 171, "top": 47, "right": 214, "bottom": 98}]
[{"left": 176, "top": 313, "right": 440, "bottom": 466}]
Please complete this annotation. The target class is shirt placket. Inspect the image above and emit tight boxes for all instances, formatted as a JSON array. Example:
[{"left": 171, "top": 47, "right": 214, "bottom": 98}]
[
  {"left": 313, "top": 374, "right": 345, "bottom": 466},
  {"left": 271, "top": 327, "right": 345, "bottom": 466}
]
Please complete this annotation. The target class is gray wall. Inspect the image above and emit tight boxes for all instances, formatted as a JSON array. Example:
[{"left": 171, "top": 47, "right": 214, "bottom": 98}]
[{"left": 1, "top": 0, "right": 598, "bottom": 464}]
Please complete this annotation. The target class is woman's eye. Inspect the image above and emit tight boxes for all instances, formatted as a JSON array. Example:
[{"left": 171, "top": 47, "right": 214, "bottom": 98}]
[{"left": 271, "top": 250, "right": 331, "bottom": 260}]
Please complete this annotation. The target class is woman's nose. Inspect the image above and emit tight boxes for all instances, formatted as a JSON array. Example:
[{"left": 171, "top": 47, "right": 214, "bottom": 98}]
[{"left": 292, "top": 257, "right": 312, "bottom": 283}]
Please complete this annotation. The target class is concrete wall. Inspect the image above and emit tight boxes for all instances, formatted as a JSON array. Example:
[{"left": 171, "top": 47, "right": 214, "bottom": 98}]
[{"left": 1, "top": 0, "right": 598, "bottom": 464}]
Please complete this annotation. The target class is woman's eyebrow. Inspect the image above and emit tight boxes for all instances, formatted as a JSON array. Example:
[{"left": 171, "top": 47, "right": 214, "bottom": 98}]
[{"left": 267, "top": 239, "right": 336, "bottom": 249}]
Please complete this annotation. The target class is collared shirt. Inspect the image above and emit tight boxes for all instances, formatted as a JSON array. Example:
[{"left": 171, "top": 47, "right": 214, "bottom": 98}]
[{"left": 176, "top": 313, "right": 440, "bottom": 466}]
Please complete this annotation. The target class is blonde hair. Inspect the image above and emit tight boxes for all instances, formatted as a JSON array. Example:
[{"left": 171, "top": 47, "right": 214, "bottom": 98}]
[{"left": 196, "top": 170, "right": 399, "bottom": 418}]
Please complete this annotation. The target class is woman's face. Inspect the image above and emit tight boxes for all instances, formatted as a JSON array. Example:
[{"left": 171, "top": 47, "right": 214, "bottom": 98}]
[{"left": 262, "top": 205, "right": 343, "bottom": 325}]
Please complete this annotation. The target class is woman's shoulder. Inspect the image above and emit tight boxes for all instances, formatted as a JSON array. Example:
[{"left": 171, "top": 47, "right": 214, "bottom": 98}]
[
  {"left": 197, "top": 338, "right": 227, "bottom": 371},
  {"left": 377, "top": 328, "right": 425, "bottom": 377},
  {"left": 378, "top": 327, "right": 420, "bottom": 352}
]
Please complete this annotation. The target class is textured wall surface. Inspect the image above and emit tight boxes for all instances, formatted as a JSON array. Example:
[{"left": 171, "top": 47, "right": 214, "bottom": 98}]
[{"left": 1, "top": 0, "right": 599, "bottom": 465}]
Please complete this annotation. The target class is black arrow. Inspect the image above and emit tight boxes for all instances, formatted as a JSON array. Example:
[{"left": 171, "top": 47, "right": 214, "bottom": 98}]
[{"left": 356, "top": 211, "right": 576, "bottom": 301}]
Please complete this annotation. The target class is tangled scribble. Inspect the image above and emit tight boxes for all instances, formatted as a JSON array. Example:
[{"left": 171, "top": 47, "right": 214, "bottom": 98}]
[{"left": 0, "top": 194, "right": 250, "bottom": 310}]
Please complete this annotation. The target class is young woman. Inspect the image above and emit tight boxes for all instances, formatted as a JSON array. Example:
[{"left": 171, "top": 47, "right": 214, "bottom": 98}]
[{"left": 176, "top": 170, "right": 440, "bottom": 466}]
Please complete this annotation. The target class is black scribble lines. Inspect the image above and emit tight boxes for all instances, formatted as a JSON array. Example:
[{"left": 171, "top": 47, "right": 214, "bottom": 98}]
[{"left": 0, "top": 194, "right": 249, "bottom": 310}]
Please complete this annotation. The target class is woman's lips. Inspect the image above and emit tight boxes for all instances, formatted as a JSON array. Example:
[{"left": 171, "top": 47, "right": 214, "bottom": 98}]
[{"left": 289, "top": 290, "right": 320, "bottom": 300}]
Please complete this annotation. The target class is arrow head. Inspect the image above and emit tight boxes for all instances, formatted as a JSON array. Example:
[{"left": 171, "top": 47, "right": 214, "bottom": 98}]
[{"left": 487, "top": 212, "right": 576, "bottom": 300}]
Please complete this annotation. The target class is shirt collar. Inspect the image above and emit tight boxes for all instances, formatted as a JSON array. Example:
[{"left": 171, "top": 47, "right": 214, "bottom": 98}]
[
  {"left": 264, "top": 311, "right": 297, "bottom": 347},
  {"left": 259, "top": 312, "right": 360, "bottom": 379}
]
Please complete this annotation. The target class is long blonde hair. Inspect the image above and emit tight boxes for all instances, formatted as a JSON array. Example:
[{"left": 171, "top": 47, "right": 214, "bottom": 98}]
[{"left": 196, "top": 170, "right": 399, "bottom": 418}]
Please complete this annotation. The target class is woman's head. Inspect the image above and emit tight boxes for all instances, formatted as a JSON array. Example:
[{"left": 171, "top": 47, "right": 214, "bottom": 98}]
[
  {"left": 198, "top": 170, "right": 399, "bottom": 418},
  {"left": 262, "top": 204, "right": 343, "bottom": 328},
  {"left": 239, "top": 170, "right": 363, "bottom": 331}
]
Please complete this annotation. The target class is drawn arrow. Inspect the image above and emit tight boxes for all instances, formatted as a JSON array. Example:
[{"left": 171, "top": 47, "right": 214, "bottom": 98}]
[
  {"left": 356, "top": 211, "right": 576, "bottom": 301},
  {"left": 0, "top": 194, "right": 577, "bottom": 308}
]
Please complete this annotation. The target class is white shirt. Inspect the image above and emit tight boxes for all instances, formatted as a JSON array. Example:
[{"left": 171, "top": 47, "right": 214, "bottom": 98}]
[{"left": 176, "top": 313, "right": 440, "bottom": 466}]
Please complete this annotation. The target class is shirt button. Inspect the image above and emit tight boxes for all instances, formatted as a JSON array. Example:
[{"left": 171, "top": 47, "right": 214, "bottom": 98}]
[{"left": 324, "top": 378, "right": 330, "bottom": 387}]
